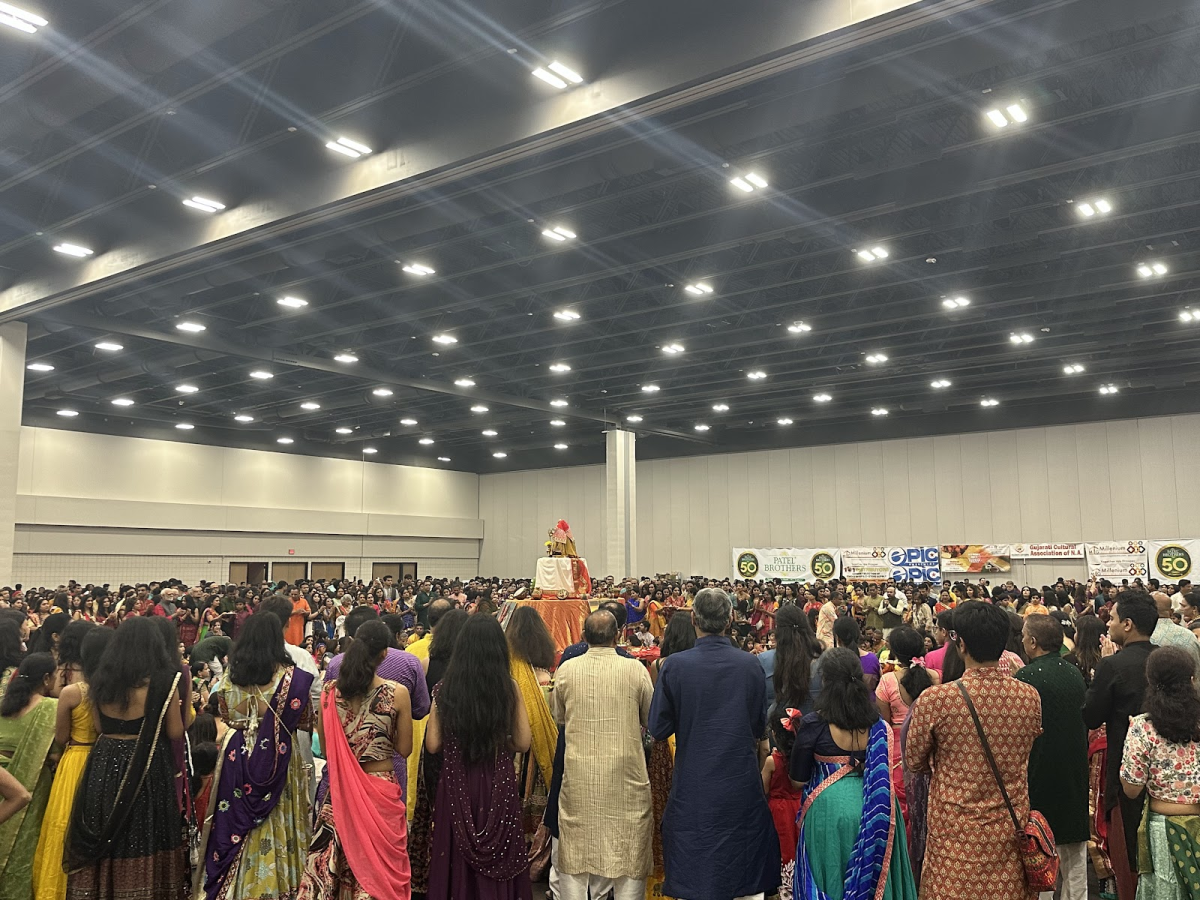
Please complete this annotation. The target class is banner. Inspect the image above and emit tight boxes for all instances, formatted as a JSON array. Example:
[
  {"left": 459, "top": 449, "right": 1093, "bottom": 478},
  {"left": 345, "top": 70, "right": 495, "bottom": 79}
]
[
  {"left": 1011, "top": 543, "right": 1085, "bottom": 559},
  {"left": 840, "top": 547, "right": 941, "bottom": 584},
  {"left": 732, "top": 548, "right": 840, "bottom": 582},
  {"left": 939, "top": 544, "right": 1014, "bottom": 574},
  {"left": 1085, "top": 541, "right": 1149, "bottom": 580},
  {"left": 1147, "top": 540, "right": 1200, "bottom": 581}
]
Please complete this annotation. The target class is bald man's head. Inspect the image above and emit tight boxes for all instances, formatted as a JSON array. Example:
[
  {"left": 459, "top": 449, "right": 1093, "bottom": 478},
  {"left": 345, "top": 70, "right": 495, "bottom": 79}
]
[
  {"left": 1152, "top": 591, "right": 1173, "bottom": 617},
  {"left": 583, "top": 610, "right": 618, "bottom": 647}
]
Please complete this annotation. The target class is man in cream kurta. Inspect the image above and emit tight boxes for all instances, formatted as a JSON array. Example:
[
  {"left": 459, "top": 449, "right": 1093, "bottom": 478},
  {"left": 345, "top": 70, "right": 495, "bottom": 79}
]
[{"left": 552, "top": 610, "right": 655, "bottom": 900}]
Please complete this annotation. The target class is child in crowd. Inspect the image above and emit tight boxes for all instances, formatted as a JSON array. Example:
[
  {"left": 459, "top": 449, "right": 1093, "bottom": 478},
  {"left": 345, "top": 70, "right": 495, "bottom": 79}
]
[
  {"left": 762, "top": 711, "right": 803, "bottom": 900},
  {"left": 631, "top": 621, "right": 655, "bottom": 647}
]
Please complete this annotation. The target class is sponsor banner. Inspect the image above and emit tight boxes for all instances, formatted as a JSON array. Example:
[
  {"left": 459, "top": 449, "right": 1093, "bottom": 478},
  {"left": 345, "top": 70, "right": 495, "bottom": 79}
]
[
  {"left": 939, "top": 544, "right": 1014, "bottom": 574},
  {"left": 841, "top": 547, "right": 942, "bottom": 584},
  {"left": 1148, "top": 540, "right": 1200, "bottom": 581},
  {"left": 1011, "top": 543, "right": 1085, "bottom": 559},
  {"left": 1084, "top": 541, "right": 1149, "bottom": 580},
  {"left": 732, "top": 548, "right": 840, "bottom": 582}
]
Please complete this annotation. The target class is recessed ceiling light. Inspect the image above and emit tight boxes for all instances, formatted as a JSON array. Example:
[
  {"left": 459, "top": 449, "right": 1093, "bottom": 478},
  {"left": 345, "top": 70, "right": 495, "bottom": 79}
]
[
  {"left": 541, "top": 225, "right": 576, "bottom": 241},
  {"left": 182, "top": 196, "right": 226, "bottom": 213},
  {"left": 300, "top": 401, "right": 321, "bottom": 410},
  {"left": 730, "top": 173, "right": 767, "bottom": 192},
  {"left": 276, "top": 437, "right": 294, "bottom": 445},
  {"left": 871, "top": 407, "right": 889, "bottom": 416},
  {"left": 0, "top": 3, "right": 48, "bottom": 34},
  {"left": 531, "top": 66, "right": 570, "bottom": 89},
  {"left": 334, "top": 353, "right": 358, "bottom": 363},
  {"left": 787, "top": 321, "right": 812, "bottom": 334},
  {"left": 175, "top": 423, "right": 195, "bottom": 430},
  {"left": 550, "top": 399, "right": 569, "bottom": 407},
  {"left": 470, "top": 404, "right": 489, "bottom": 413},
  {"left": 1138, "top": 261, "right": 1169, "bottom": 278},
  {"left": 176, "top": 321, "right": 206, "bottom": 333},
  {"left": 942, "top": 296, "right": 970, "bottom": 309},
  {"left": 931, "top": 379, "right": 952, "bottom": 389},
  {"left": 1009, "top": 333, "right": 1034, "bottom": 344},
  {"left": 454, "top": 378, "right": 476, "bottom": 387},
  {"left": 401, "top": 263, "right": 435, "bottom": 276},
  {"left": 400, "top": 418, "right": 418, "bottom": 426},
  {"left": 856, "top": 247, "right": 889, "bottom": 263},
  {"left": 1099, "top": 384, "right": 1120, "bottom": 395},
  {"left": 111, "top": 398, "right": 134, "bottom": 407},
  {"left": 56, "top": 409, "right": 78, "bottom": 417},
  {"left": 662, "top": 343, "right": 685, "bottom": 355},
  {"left": 777, "top": 417, "right": 794, "bottom": 426},
  {"left": 437, "top": 456, "right": 451, "bottom": 462},
  {"left": 1180, "top": 309, "right": 1199, "bottom": 323},
  {"left": 52, "top": 242, "right": 93, "bottom": 258},
  {"left": 1063, "top": 363, "right": 1086, "bottom": 374},
  {"left": 431, "top": 334, "right": 458, "bottom": 345},
  {"left": 26, "top": 362, "right": 53, "bottom": 372},
  {"left": 550, "top": 419, "right": 566, "bottom": 426},
  {"left": 813, "top": 393, "right": 833, "bottom": 403},
  {"left": 985, "top": 102, "right": 1029, "bottom": 128},
  {"left": 549, "top": 363, "right": 572, "bottom": 373},
  {"left": 325, "top": 136, "right": 372, "bottom": 158},
  {"left": 532, "top": 62, "right": 581, "bottom": 89},
  {"left": 276, "top": 296, "right": 308, "bottom": 309},
  {"left": 95, "top": 341, "right": 123, "bottom": 351},
  {"left": 176, "top": 384, "right": 199, "bottom": 394},
  {"left": 625, "top": 415, "right": 643, "bottom": 423},
  {"left": 362, "top": 447, "right": 378, "bottom": 455},
  {"left": 492, "top": 451, "right": 508, "bottom": 459},
  {"left": 865, "top": 353, "right": 888, "bottom": 364},
  {"left": 694, "top": 424, "right": 711, "bottom": 432},
  {"left": 481, "top": 429, "right": 498, "bottom": 437},
  {"left": 235, "top": 415, "right": 255, "bottom": 423},
  {"left": 249, "top": 370, "right": 273, "bottom": 380},
  {"left": 980, "top": 398, "right": 1000, "bottom": 407},
  {"left": 335, "top": 427, "right": 353, "bottom": 434},
  {"left": 684, "top": 282, "right": 714, "bottom": 296},
  {"left": 1075, "top": 198, "right": 1113, "bottom": 219},
  {"left": 372, "top": 388, "right": 394, "bottom": 397},
  {"left": 553, "top": 309, "right": 581, "bottom": 321},
  {"left": 712, "top": 403, "right": 730, "bottom": 412},
  {"left": 553, "top": 443, "right": 568, "bottom": 450},
  {"left": 747, "top": 371, "right": 767, "bottom": 380},
  {"left": 641, "top": 384, "right": 661, "bottom": 393},
  {"left": 419, "top": 437, "right": 435, "bottom": 445}
]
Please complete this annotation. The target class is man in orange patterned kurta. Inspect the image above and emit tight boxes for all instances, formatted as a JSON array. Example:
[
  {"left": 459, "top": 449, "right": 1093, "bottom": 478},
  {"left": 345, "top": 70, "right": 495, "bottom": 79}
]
[{"left": 905, "top": 601, "right": 1043, "bottom": 900}]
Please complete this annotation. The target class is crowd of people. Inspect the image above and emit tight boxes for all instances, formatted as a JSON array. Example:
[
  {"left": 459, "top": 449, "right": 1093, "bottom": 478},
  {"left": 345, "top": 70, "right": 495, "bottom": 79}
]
[{"left": 0, "top": 569, "right": 1197, "bottom": 900}]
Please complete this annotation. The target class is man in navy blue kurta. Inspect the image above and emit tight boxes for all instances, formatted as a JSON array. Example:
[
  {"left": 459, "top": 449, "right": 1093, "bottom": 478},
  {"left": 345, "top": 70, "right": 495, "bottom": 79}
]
[{"left": 648, "top": 589, "right": 780, "bottom": 900}]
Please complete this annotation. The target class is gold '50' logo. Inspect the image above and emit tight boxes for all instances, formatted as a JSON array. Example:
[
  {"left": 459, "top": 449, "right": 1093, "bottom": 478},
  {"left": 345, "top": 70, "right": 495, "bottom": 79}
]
[
  {"left": 1155, "top": 545, "right": 1193, "bottom": 578},
  {"left": 736, "top": 552, "right": 760, "bottom": 578},
  {"left": 810, "top": 552, "right": 837, "bottom": 579}
]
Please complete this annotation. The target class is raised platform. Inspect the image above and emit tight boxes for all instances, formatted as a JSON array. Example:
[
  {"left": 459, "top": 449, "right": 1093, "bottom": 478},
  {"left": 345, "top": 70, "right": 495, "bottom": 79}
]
[{"left": 499, "top": 597, "right": 592, "bottom": 651}]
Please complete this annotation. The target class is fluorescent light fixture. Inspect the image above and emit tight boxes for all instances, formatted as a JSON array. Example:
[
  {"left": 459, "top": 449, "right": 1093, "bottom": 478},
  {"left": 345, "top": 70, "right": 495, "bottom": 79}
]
[
  {"left": 300, "top": 401, "right": 321, "bottom": 410},
  {"left": 481, "top": 429, "right": 498, "bottom": 437},
  {"left": 730, "top": 172, "right": 768, "bottom": 193},
  {"left": 641, "top": 384, "right": 661, "bottom": 393},
  {"left": 334, "top": 353, "right": 358, "bottom": 363},
  {"left": 437, "top": 457, "right": 451, "bottom": 462},
  {"left": 431, "top": 334, "right": 458, "bottom": 345},
  {"left": 986, "top": 103, "right": 1029, "bottom": 128},
  {"left": 745, "top": 173, "right": 768, "bottom": 189},
  {"left": 276, "top": 296, "right": 308, "bottom": 309},
  {"left": 56, "top": 409, "right": 78, "bottom": 417},
  {"left": 986, "top": 109, "right": 1009, "bottom": 128},
  {"left": 1077, "top": 203, "right": 1095, "bottom": 218},
  {"left": 777, "top": 418, "right": 794, "bottom": 426},
  {"left": 175, "top": 423, "right": 195, "bottom": 430},
  {"left": 176, "top": 321, "right": 206, "bottom": 333},
  {"left": 325, "top": 136, "right": 372, "bottom": 158},
  {"left": 1006, "top": 103, "right": 1028, "bottom": 123},
  {"left": 1137, "top": 261, "right": 1168, "bottom": 278},
  {"left": 1095, "top": 199, "right": 1112, "bottom": 214},
  {"left": 813, "top": 393, "right": 832, "bottom": 403},
  {"left": 0, "top": 2, "right": 47, "bottom": 32},
  {"left": 787, "top": 321, "right": 812, "bottom": 333},
  {"left": 931, "top": 379, "right": 952, "bottom": 389},
  {"left": 1153, "top": 262, "right": 1168, "bottom": 275},
  {"left": 553, "top": 309, "right": 581, "bottom": 321},
  {"left": 400, "top": 418, "right": 418, "bottom": 426},
  {"left": 1009, "top": 333, "right": 1034, "bottom": 344},
  {"left": 550, "top": 399, "right": 569, "bottom": 407},
  {"left": 865, "top": 353, "right": 888, "bottom": 364},
  {"left": 249, "top": 370, "right": 273, "bottom": 380},
  {"left": 454, "top": 377, "right": 476, "bottom": 387},
  {"left": 53, "top": 242, "right": 93, "bottom": 258},
  {"left": 402, "top": 263, "right": 435, "bottom": 276},
  {"left": 550, "top": 419, "right": 566, "bottom": 426},
  {"left": 492, "top": 451, "right": 508, "bottom": 459},
  {"left": 625, "top": 415, "right": 643, "bottom": 423},
  {"left": 747, "top": 371, "right": 767, "bottom": 380},
  {"left": 871, "top": 407, "right": 889, "bottom": 416},
  {"left": 335, "top": 427, "right": 353, "bottom": 434},
  {"left": 111, "top": 398, "right": 134, "bottom": 407},
  {"left": 942, "top": 296, "right": 970, "bottom": 309},
  {"left": 176, "top": 384, "right": 199, "bottom": 394},
  {"left": 712, "top": 403, "right": 730, "bottom": 412},
  {"left": 531, "top": 68, "right": 568, "bottom": 89},
  {"left": 470, "top": 405, "right": 489, "bottom": 413},
  {"left": 554, "top": 443, "right": 568, "bottom": 450},
  {"left": 541, "top": 225, "right": 576, "bottom": 241},
  {"left": 980, "top": 398, "right": 1000, "bottom": 407},
  {"left": 1063, "top": 364, "right": 1086, "bottom": 374},
  {"left": 1137, "top": 264, "right": 1153, "bottom": 278},
  {"left": 549, "top": 363, "right": 572, "bottom": 373},
  {"left": 26, "top": 362, "right": 53, "bottom": 372},
  {"left": 277, "top": 437, "right": 294, "bottom": 445},
  {"left": 662, "top": 343, "right": 685, "bottom": 355},
  {"left": 730, "top": 177, "right": 753, "bottom": 192},
  {"left": 546, "top": 61, "right": 584, "bottom": 84},
  {"left": 419, "top": 437, "right": 435, "bottom": 445},
  {"left": 363, "top": 447, "right": 378, "bottom": 455},
  {"left": 1180, "top": 309, "right": 1198, "bottom": 323},
  {"left": 182, "top": 196, "right": 225, "bottom": 213},
  {"left": 1099, "top": 384, "right": 1120, "bottom": 395},
  {"left": 372, "top": 388, "right": 394, "bottom": 398},
  {"left": 856, "top": 247, "right": 889, "bottom": 263},
  {"left": 684, "top": 282, "right": 714, "bottom": 296},
  {"left": 95, "top": 341, "right": 123, "bottom": 351},
  {"left": 694, "top": 424, "right": 711, "bottom": 432},
  {"left": 235, "top": 415, "right": 256, "bottom": 423}
]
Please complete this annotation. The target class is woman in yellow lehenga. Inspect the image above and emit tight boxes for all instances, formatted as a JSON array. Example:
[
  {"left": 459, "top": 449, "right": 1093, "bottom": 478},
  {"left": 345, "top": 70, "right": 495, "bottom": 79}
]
[
  {"left": 34, "top": 628, "right": 110, "bottom": 900},
  {"left": 506, "top": 606, "right": 559, "bottom": 839}
]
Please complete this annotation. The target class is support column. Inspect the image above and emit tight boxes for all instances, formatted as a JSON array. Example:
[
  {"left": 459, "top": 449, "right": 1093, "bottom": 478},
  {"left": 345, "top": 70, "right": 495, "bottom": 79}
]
[
  {"left": 0, "top": 322, "right": 26, "bottom": 586},
  {"left": 605, "top": 429, "right": 637, "bottom": 579}
]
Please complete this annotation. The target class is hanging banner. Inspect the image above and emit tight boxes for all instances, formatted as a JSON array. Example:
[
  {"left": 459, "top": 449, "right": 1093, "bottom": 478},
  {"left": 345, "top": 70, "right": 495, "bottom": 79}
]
[
  {"left": 732, "top": 548, "right": 840, "bottom": 582},
  {"left": 840, "top": 547, "right": 942, "bottom": 584},
  {"left": 939, "top": 544, "right": 1014, "bottom": 574},
  {"left": 1147, "top": 540, "right": 1200, "bottom": 581},
  {"left": 1085, "top": 541, "right": 1149, "bottom": 580},
  {"left": 1011, "top": 543, "right": 1085, "bottom": 559}
]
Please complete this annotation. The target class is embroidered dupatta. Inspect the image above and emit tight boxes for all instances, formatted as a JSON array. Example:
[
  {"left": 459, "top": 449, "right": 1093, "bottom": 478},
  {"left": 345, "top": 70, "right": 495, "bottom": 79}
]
[{"left": 0, "top": 695, "right": 57, "bottom": 886}]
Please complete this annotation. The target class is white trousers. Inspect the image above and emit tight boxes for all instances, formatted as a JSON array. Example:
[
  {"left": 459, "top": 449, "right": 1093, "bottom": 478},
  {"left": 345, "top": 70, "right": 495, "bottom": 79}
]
[
  {"left": 1039, "top": 841, "right": 1088, "bottom": 900},
  {"left": 557, "top": 871, "right": 645, "bottom": 900}
]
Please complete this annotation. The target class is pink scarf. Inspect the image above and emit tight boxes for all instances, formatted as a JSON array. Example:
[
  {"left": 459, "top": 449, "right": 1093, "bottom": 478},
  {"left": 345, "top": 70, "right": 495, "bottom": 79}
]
[{"left": 324, "top": 687, "right": 412, "bottom": 899}]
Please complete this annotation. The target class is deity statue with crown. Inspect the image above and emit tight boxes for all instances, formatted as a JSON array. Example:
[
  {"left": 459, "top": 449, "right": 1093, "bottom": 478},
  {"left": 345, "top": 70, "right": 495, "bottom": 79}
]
[{"left": 536, "top": 519, "right": 590, "bottom": 597}]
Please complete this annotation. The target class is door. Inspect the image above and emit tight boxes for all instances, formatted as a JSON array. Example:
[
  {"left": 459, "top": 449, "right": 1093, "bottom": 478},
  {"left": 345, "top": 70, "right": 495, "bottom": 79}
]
[
  {"left": 229, "top": 562, "right": 268, "bottom": 585},
  {"left": 311, "top": 562, "right": 345, "bottom": 583},
  {"left": 272, "top": 561, "right": 308, "bottom": 584},
  {"left": 371, "top": 562, "right": 401, "bottom": 582},
  {"left": 400, "top": 563, "right": 418, "bottom": 582}
]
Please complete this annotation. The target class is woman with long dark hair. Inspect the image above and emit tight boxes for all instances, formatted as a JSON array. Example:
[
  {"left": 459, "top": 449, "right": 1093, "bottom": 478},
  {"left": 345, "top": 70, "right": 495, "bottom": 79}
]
[
  {"left": 833, "top": 616, "right": 881, "bottom": 690},
  {"left": 772, "top": 603, "right": 823, "bottom": 715},
  {"left": 28, "top": 612, "right": 69, "bottom": 657},
  {"left": 0, "top": 653, "right": 60, "bottom": 898},
  {"left": 1120, "top": 646, "right": 1200, "bottom": 899},
  {"left": 876, "top": 626, "right": 938, "bottom": 829},
  {"left": 424, "top": 608, "right": 468, "bottom": 692},
  {"left": 789, "top": 649, "right": 917, "bottom": 898},
  {"left": 425, "top": 614, "right": 533, "bottom": 900},
  {"left": 54, "top": 620, "right": 94, "bottom": 690},
  {"left": 66, "top": 617, "right": 185, "bottom": 900},
  {"left": 651, "top": 613, "right": 697, "bottom": 686},
  {"left": 300, "top": 620, "right": 413, "bottom": 900},
  {"left": 147, "top": 614, "right": 192, "bottom": 815},
  {"left": 504, "top": 606, "right": 557, "bottom": 850},
  {"left": 196, "top": 612, "right": 313, "bottom": 900},
  {"left": 0, "top": 620, "right": 24, "bottom": 689}
]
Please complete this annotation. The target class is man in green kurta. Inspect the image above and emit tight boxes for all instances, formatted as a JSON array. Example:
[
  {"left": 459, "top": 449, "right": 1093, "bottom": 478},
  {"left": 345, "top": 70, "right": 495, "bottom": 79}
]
[{"left": 1017, "top": 614, "right": 1090, "bottom": 900}]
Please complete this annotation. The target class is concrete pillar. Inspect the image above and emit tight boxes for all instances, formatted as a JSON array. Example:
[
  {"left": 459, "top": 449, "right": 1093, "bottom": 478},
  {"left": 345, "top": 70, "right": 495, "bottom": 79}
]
[
  {"left": 0, "top": 322, "right": 26, "bottom": 586},
  {"left": 605, "top": 429, "right": 637, "bottom": 578}
]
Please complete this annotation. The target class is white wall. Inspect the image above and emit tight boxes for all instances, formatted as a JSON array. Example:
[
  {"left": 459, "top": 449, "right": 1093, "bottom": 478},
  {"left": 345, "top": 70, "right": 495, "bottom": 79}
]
[
  {"left": 11, "top": 427, "right": 482, "bottom": 586},
  {"left": 477, "top": 413, "right": 1200, "bottom": 578}
]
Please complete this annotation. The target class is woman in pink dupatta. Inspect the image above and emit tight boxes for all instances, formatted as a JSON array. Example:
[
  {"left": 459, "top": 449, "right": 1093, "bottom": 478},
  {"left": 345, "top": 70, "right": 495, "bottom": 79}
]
[{"left": 298, "top": 621, "right": 413, "bottom": 900}]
